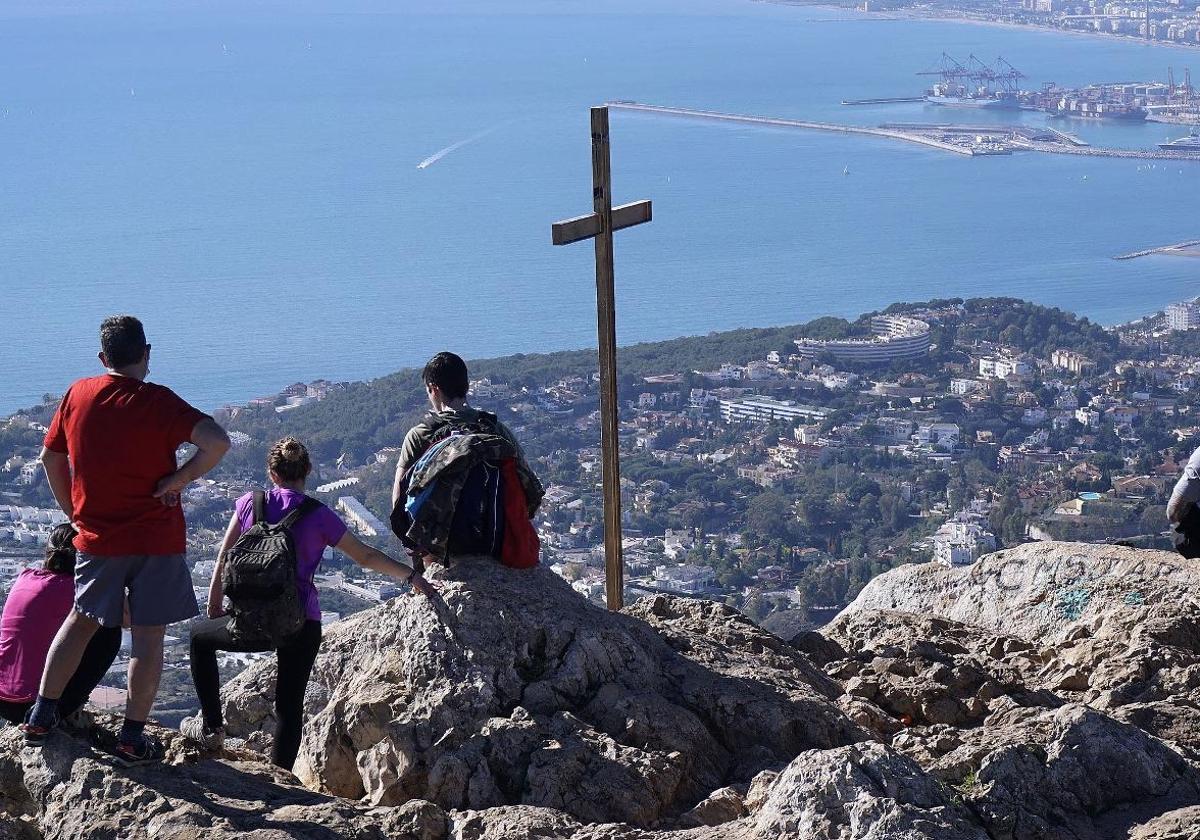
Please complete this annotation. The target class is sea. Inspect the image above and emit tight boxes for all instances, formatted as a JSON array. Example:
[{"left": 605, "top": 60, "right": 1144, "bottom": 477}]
[{"left": 2, "top": 0, "right": 1200, "bottom": 415}]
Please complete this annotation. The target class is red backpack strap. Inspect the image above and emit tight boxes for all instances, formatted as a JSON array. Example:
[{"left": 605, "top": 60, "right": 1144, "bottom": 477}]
[{"left": 252, "top": 490, "right": 266, "bottom": 525}]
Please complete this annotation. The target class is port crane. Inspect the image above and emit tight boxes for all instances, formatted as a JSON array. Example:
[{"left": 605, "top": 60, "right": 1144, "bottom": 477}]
[{"left": 918, "top": 53, "right": 1026, "bottom": 95}]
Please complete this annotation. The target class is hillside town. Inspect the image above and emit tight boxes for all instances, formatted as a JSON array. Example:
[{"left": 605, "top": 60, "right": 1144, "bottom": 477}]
[{"left": 2, "top": 296, "right": 1198, "bottom": 664}]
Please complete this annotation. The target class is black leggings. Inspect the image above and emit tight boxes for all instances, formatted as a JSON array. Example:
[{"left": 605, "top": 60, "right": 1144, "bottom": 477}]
[
  {"left": 0, "top": 626, "right": 122, "bottom": 725},
  {"left": 189, "top": 618, "right": 321, "bottom": 771}
]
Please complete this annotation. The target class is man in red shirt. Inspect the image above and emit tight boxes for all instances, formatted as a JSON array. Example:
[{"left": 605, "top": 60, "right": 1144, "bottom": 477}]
[{"left": 25, "top": 315, "right": 231, "bottom": 765}]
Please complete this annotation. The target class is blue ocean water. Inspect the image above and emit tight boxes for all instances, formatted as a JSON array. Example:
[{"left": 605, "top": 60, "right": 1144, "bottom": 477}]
[{"left": 2, "top": 0, "right": 1199, "bottom": 415}]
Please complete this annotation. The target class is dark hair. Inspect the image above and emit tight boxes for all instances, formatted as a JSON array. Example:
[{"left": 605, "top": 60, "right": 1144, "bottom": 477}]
[
  {"left": 268, "top": 437, "right": 312, "bottom": 483},
  {"left": 99, "top": 315, "right": 148, "bottom": 369},
  {"left": 44, "top": 523, "right": 78, "bottom": 575},
  {"left": 422, "top": 352, "right": 469, "bottom": 400}
]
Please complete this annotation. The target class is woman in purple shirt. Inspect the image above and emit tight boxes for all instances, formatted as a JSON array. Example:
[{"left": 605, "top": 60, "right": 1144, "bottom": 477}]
[{"left": 181, "top": 437, "right": 433, "bottom": 769}]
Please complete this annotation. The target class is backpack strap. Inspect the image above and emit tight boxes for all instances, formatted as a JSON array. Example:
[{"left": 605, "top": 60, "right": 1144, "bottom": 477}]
[
  {"left": 277, "top": 496, "right": 322, "bottom": 532},
  {"left": 252, "top": 490, "right": 267, "bottom": 525}
]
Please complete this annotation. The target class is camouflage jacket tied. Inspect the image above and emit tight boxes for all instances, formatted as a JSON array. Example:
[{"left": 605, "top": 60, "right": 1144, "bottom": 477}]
[{"left": 404, "top": 432, "right": 544, "bottom": 560}]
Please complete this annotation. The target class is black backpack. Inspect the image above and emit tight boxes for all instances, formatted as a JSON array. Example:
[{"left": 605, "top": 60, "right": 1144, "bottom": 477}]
[{"left": 222, "top": 492, "right": 321, "bottom": 645}]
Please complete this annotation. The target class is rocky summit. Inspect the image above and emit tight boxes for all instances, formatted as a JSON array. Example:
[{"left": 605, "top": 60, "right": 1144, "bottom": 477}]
[{"left": 3, "top": 542, "right": 1200, "bottom": 839}]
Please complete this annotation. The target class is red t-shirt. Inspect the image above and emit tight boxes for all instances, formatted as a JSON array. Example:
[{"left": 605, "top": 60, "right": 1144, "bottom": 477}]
[{"left": 43, "top": 374, "right": 208, "bottom": 556}]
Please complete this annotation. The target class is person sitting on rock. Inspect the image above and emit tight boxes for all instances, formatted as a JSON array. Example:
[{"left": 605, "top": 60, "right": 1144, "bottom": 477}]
[
  {"left": 0, "top": 524, "right": 122, "bottom": 726},
  {"left": 389, "top": 351, "right": 543, "bottom": 568},
  {"left": 180, "top": 437, "right": 434, "bottom": 770}
]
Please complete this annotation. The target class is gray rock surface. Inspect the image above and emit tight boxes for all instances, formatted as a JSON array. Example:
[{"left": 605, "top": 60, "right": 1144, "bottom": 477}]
[
  {"left": 4, "top": 542, "right": 1200, "bottom": 839},
  {"left": 223, "top": 558, "right": 865, "bottom": 825}
]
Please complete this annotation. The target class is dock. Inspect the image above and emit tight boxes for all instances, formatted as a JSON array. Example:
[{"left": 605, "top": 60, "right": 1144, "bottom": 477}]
[
  {"left": 606, "top": 101, "right": 1200, "bottom": 161},
  {"left": 1113, "top": 239, "right": 1200, "bottom": 260}
]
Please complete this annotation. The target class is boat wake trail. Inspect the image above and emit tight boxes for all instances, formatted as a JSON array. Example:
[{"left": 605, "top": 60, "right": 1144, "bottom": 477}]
[{"left": 416, "top": 125, "right": 501, "bottom": 169}]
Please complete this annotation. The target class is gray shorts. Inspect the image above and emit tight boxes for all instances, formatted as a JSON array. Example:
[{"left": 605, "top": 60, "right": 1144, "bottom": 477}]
[{"left": 75, "top": 553, "right": 199, "bottom": 628}]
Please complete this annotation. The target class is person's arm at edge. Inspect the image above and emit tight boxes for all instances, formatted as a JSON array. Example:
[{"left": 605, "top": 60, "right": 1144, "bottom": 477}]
[
  {"left": 334, "top": 531, "right": 435, "bottom": 598},
  {"left": 39, "top": 447, "right": 74, "bottom": 520},
  {"left": 155, "top": 418, "right": 232, "bottom": 499},
  {"left": 207, "top": 511, "right": 243, "bottom": 619}
]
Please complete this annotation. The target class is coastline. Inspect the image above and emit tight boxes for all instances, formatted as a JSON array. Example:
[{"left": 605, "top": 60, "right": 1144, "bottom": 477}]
[
  {"left": 1, "top": 294, "right": 1182, "bottom": 424},
  {"left": 765, "top": 0, "right": 1200, "bottom": 52}
]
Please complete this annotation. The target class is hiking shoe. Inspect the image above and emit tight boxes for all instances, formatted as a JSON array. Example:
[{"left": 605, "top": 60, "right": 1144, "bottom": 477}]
[
  {"left": 113, "top": 732, "right": 165, "bottom": 768},
  {"left": 19, "top": 709, "right": 59, "bottom": 747},
  {"left": 179, "top": 715, "right": 225, "bottom": 751}
]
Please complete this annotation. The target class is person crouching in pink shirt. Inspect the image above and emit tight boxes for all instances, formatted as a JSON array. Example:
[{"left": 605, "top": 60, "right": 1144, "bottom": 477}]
[{"left": 0, "top": 524, "right": 121, "bottom": 726}]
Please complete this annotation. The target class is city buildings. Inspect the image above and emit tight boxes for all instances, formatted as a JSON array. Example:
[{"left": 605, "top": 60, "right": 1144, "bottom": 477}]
[
  {"left": 1051, "top": 349, "right": 1094, "bottom": 375},
  {"left": 1166, "top": 302, "right": 1200, "bottom": 332}
]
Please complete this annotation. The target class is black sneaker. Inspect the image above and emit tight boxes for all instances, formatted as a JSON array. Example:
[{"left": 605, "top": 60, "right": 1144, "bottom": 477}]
[{"left": 112, "top": 732, "right": 165, "bottom": 768}]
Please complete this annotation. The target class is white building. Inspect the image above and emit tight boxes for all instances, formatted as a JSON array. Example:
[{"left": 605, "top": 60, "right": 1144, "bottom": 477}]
[
  {"left": 662, "top": 529, "right": 694, "bottom": 560},
  {"left": 652, "top": 563, "right": 718, "bottom": 595},
  {"left": 1075, "top": 407, "right": 1101, "bottom": 429},
  {"left": 316, "top": 476, "right": 361, "bottom": 494},
  {"left": 694, "top": 363, "right": 744, "bottom": 382},
  {"left": 1050, "top": 349, "right": 1093, "bottom": 375},
  {"left": 1166, "top": 302, "right": 1200, "bottom": 332},
  {"left": 336, "top": 496, "right": 387, "bottom": 538},
  {"left": 794, "top": 315, "right": 932, "bottom": 364},
  {"left": 745, "top": 360, "right": 776, "bottom": 381},
  {"left": 914, "top": 422, "right": 960, "bottom": 451},
  {"left": 1021, "top": 407, "right": 1048, "bottom": 426},
  {"left": 822, "top": 372, "right": 859, "bottom": 390},
  {"left": 875, "top": 416, "right": 914, "bottom": 443},
  {"left": 979, "top": 356, "right": 1032, "bottom": 380},
  {"left": 950, "top": 378, "right": 982, "bottom": 396},
  {"left": 18, "top": 462, "right": 40, "bottom": 486},
  {"left": 718, "top": 396, "right": 831, "bottom": 425},
  {"left": 933, "top": 518, "right": 997, "bottom": 567}
]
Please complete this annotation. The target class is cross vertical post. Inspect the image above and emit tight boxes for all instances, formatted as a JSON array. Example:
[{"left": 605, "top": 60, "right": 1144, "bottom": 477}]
[
  {"left": 591, "top": 108, "right": 624, "bottom": 612},
  {"left": 551, "top": 105, "right": 652, "bottom": 610}
]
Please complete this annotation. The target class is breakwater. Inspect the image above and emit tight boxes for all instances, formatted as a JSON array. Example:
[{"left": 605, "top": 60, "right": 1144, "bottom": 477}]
[
  {"left": 607, "top": 101, "right": 982, "bottom": 155},
  {"left": 608, "top": 101, "right": 1200, "bottom": 161}
]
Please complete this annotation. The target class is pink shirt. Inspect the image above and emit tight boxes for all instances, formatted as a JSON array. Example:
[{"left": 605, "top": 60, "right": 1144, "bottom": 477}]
[{"left": 0, "top": 569, "right": 74, "bottom": 703}]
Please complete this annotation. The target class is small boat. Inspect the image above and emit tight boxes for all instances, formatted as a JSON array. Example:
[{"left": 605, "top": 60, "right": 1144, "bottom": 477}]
[
  {"left": 1158, "top": 131, "right": 1200, "bottom": 151},
  {"left": 842, "top": 166, "right": 850, "bottom": 176}
]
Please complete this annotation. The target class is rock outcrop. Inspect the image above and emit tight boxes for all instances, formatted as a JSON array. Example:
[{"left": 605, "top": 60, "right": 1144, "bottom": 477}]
[
  {"left": 2, "top": 541, "right": 1200, "bottom": 839},
  {"left": 222, "top": 558, "right": 865, "bottom": 825}
]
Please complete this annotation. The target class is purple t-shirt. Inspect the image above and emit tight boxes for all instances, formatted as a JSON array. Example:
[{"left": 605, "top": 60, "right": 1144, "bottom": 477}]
[{"left": 234, "top": 488, "right": 348, "bottom": 621}]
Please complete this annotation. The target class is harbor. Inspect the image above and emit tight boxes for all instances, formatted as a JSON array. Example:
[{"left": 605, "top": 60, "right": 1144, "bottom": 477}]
[{"left": 607, "top": 101, "right": 1200, "bottom": 160}]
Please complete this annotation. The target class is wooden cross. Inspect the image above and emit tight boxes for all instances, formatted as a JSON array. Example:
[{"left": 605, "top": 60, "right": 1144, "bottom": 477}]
[{"left": 551, "top": 105, "right": 652, "bottom": 611}]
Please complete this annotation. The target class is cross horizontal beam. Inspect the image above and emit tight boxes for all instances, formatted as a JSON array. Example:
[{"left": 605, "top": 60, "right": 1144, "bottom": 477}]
[{"left": 551, "top": 200, "right": 653, "bottom": 246}]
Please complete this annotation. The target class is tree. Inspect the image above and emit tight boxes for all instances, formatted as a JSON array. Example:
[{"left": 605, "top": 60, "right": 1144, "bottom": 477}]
[{"left": 745, "top": 492, "right": 795, "bottom": 544}]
